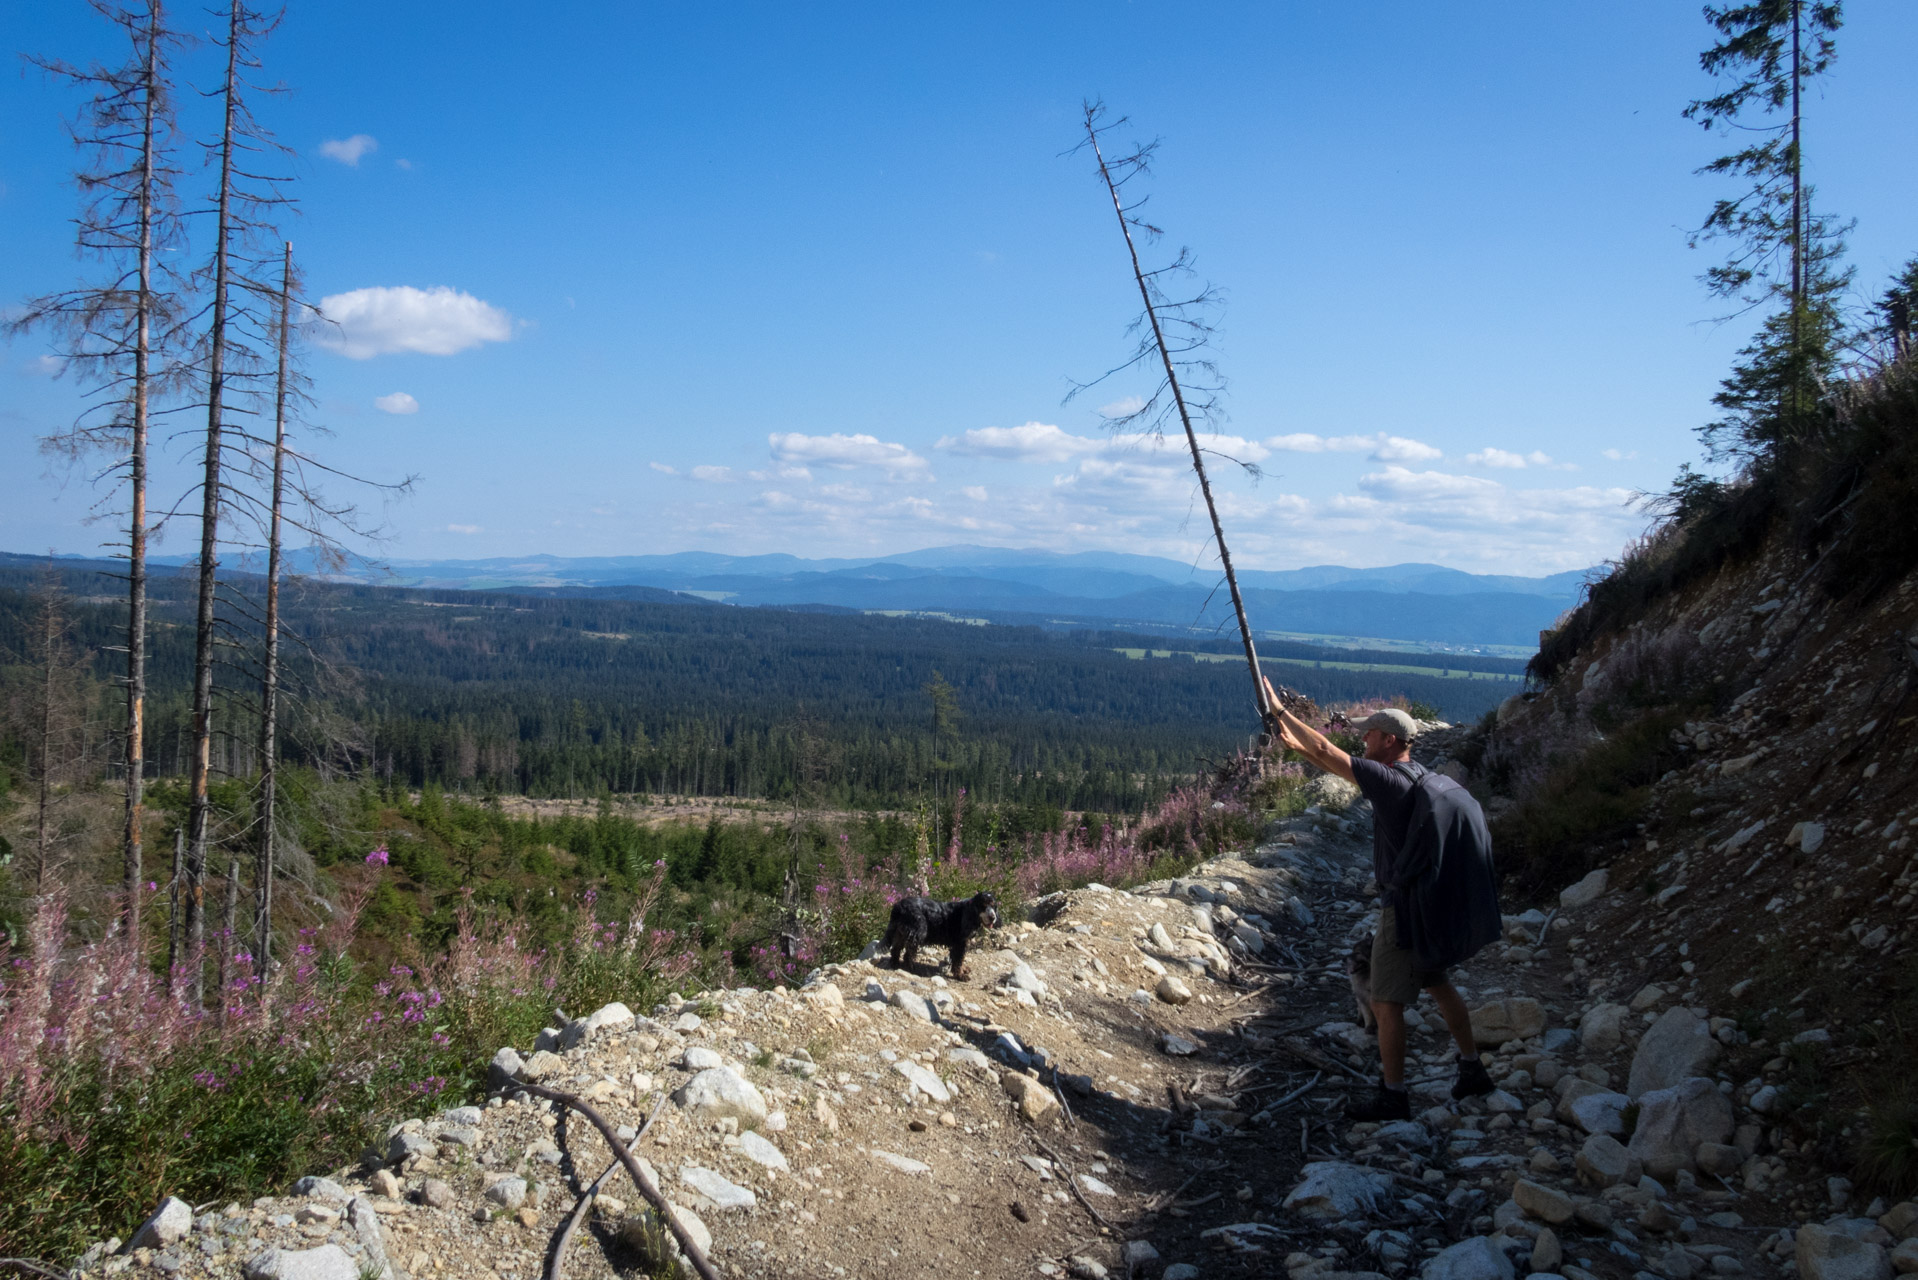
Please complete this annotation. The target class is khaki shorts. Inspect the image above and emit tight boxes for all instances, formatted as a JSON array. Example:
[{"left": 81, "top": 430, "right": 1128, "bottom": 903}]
[{"left": 1371, "top": 906, "right": 1450, "bottom": 1005}]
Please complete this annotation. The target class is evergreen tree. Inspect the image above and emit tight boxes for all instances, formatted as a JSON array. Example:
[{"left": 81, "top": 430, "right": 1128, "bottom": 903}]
[{"left": 1684, "top": 1, "right": 1851, "bottom": 461}]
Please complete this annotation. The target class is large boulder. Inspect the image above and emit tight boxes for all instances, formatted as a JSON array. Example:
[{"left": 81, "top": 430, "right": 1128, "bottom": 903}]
[
  {"left": 1796, "top": 1223, "right": 1893, "bottom": 1280},
  {"left": 1512, "top": 1180, "right": 1577, "bottom": 1225},
  {"left": 1627, "top": 1078, "right": 1735, "bottom": 1180},
  {"left": 1628, "top": 1008, "right": 1722, "bottom": 1098},
  {"left": 1282, "top": 1161, "right": 1396, "bottom": 1220},
  {"left": 1471, "top": 998, "right": 1547, "bottom": 1047},
  {"left": 1579, "top": 1004, "right": 1629, "bottom": 1055},
  {"left": 1423, "top": 1236, "right": 1516, "bottom": 1280},
  {"left": 672, "top": 1067, "right": 769, "bottom": 1130}
]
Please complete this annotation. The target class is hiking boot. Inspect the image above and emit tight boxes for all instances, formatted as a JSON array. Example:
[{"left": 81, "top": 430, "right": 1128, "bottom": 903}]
[
  {"left": 1345, "top": 1084, "right": 1412, "bottom": 1122},
  {"left": 1452, "top": 1057, "right": 1495, "bottom": 1100}
]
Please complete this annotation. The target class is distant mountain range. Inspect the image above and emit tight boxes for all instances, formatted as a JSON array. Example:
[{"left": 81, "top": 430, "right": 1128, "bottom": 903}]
[
  {"left": 9, "top": 545, "right": 1587, "bottom": 650},
  {"left": 53, "top": 544, "right": 1583, "bottom": 651}
]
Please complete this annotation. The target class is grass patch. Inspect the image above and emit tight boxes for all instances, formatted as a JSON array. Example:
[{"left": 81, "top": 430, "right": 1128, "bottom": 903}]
[{"left": 1490, "top": 708, "right": 1692, "bottom": 896}]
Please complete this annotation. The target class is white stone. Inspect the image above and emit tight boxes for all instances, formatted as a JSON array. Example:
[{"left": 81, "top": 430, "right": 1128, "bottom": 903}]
[
  {"left": 1156, "top": 974, "right": 1194, "bottom": 1004},
  {"left": 1079, "top": 1174, "right": 1117, "bottom": 1197},
  {"left": 1628, "top": 1078, "right": 1736, "bottom": 1180},
  {"left": 680, "top": 1046, "right": 724, "bottom": 1071},
  {"left": 672, "top": 1068, "right": 769, "bottom": 1130},
  {"left": 1006, "top": 962, "right": 1047, "bottom": 995},
  {"left": 560, "top": 1001, "right": 635, "bottom": 1050},
  {"left": 1579, "top": 1004, "right": 1628, "bottom": 1055},
  {"left": 128, "top": 1196, "right": 195, "bottom": 1250},
  {"left": 1629, "top": 1009, "right": 1722, "bottom": 1099},
  {"left": 1797, "top": 1223, "right": 1892, "bottom": 1280},
  {"left": 484, "top": 1176, "right": 528, "bottom": 1210},
  {"left": 1560, "top": 870, "right": 1610, "bottom": 910},
  {"left": 892, "top": 989, "right": 936, "bottom": 1022},
  {"left": 736, "top": 1130, "right": 788, "bottom": 1172},
  {"left": 290, "top": 1177, "right": 349, "bottom": 1202},
  {"left": 893, "top": 1059, "right": 952, "bottom": 1103},
  {"left": 1567, "top": 1090, "right": 1631, "bottom": 1136},
  {"left": 1281, "top": 1161, "right": 1395, "bottom": 1219},
  {"left": 1424, "top": 1236, "right": 1517, "bottom": 1280},
  {"left": 680, "top": 1165, "right": 756, "bottom": 1210},
  {"left": 241, "top": 1245, "right": 362, "bottom": 1280},
  {"left": 870, "top": 1150, "right": 932, "bottom": 1175}
]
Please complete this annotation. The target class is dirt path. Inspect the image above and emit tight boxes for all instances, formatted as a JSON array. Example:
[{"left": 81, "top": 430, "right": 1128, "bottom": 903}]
[{"left": 79, "top": 779, "right": 1912, "bottom": 1280}]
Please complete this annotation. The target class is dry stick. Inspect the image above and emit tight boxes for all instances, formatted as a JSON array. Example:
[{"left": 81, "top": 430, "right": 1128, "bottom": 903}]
[
  {"left": 512, "top": 1081, "right": 721, "bottom": 1280},
  {"left": 1029, "top": 1135, "right": 1120, "bottom": 1233},
  {"left": 545, "top": 1093, "right": 667, "bottom": 1280},
  {"left": 1083, "top": 111, "right": 1272, "bottom": 729}
]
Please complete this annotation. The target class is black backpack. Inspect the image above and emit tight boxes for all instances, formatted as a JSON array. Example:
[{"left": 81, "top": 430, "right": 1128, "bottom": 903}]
[{"left": 1383, "top": 761, "right": 1502, "bottom": 971}]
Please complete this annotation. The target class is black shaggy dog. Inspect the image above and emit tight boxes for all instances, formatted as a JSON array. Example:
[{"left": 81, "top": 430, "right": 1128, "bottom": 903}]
[{"left": 883, "top": 891, "right": 1000, "bottom": 980}]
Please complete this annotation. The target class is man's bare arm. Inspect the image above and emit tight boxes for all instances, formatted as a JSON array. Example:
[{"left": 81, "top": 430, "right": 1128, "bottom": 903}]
[{"left": 1264, "top": 678, "right": 1356, "bottom": 783}]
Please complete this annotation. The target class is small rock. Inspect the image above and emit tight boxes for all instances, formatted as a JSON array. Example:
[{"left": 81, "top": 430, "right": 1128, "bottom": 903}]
[
  {"left": 1696, "top": 1143, "right": 1743, "bottom": 1177},
  {"left": 893, "top": 989, "right": 936, "bottom": 1022},
  {"left": 440, "top": 1105, "right": 483, "bottom": 1127},
  {"left": 680, "top": 1045, "right": 725, "bottom": 1071},
  {"left": 484, "top": 1176, "right": 528, "bottom": 1210},
  {"left": 1879, "top": 1203, "right": 1918, "bottom": 1238},
  {"left": 1282, "top": 1161, "right": 1396, "bottom": 1220},
  {"left": 1887, "top": 1240, "right": 1918, "bottom": 1274},
  {"left": 672, "top": 1067, "right": 769, "bottom": 1130},
  {"left": 870, "top": 1150, "right": 932, "bottom": 1176},
  {"left": 1156, "top": 975, "right": 1194, "bottom": 1005},
  {"left": 487, "top": 1047, "right": 524, "bottom": 1089},
  {"left": 738, "top": 1130, "right": 788, "bottom": 1172},
  {"left": 1514, "top": 1180, "right": 1578, "bottom": 1225},
  {"left": 1069, "top": 1257, "right": 1110, "bottom": 1280},
  {"left": 1423, "top": 1236, "right": 1517, "bottom": 1280},
  {"left": 417, "top": 1179, "right": 455, "bottom": 1209},
  {"left": 127, "top": 1196, "right": 195, "bottom": 1252},
  {"left": 1532, "top": 1227, "right": 1564, "bottom": 1274},
  {"left": 1123, "top": 1241, "right": 1162, "bottom": 1267},
  {"left": 519, "top": 1049, "right": 564, "bottom": 1081},
  {"left": 1165, "top": 1267, "right": 1202, "bottom": 1280},
  {"left": 1472, "top": 998, "right": 1547, "bottom": 1046},
  {"left": 681, "top": 1165, "right": 757, "bottom": 1210},
  {"left": 1161, "top": 1034, "right": 1200, "bottom": 1057},
  {"left": 559, "top": 1000, "right": 634, "bottom": 1050},
  {"left": 621, "top": 1202, "right": 712, "bottom": 1266},
  {"left": 1003, "top": 1072, "right": 1061, "bottom": 1125},
  {"left": 290, "top": 1177, "right": 348, "bottom": 1202},
  {"left": 240, "top": 1245, "right": 362, "bottom": 1280},
  {"left": 1579, "top": 1005, "right": 1628, "bottom": 1055},
  {"left": 369, "top": 1169, "right": 401, "bottom": 1199},
  {"left": 1566, "top": 1089, "right": 1632, "bottom": 1137},
  {"left": 1560, "top": 870, "right": 1609, "bottom": 910},
  {"left": 1576, "top": 1134, "right": 1642, "bottom": 1187}
]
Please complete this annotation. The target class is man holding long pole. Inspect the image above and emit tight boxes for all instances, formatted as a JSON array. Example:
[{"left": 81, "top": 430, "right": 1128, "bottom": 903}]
[{"left": 1264, "top": 682, "right": 1495, "bottom": 1121}]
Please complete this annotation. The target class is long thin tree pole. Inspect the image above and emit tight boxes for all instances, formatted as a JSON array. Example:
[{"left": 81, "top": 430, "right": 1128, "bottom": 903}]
[
  {"left": 123, "top": 0, "right": 165, "bottom": 952},
  {"left": 1083, "top": 114, "right": 1271, "bottom": 726},
  {"left": 185, "top": 2, "right": 244, "bottom": 999},
  {"left": 255, "top": 241, "right": 291, "bottom": 980}
]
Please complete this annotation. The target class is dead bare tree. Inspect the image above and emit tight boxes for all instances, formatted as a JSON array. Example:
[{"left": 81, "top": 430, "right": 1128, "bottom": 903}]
[
  {"left": 180, "top": 0, "right": 294, "bottom": 997},
  {"left": 1071, "top": 102, "right": 1273, "bottom": 729},
  {"left": 9, "top": 0, "right": 188, "bottom": 947},
  {"left": 5, "top": 572, "right": 96, "bottom": 897},
  {"left": 250, "top": 240, "right": 293, "bottom": 979}
]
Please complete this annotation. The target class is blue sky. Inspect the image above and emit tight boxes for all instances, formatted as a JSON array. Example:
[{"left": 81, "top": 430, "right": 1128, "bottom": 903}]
[{"left": 4, "top": 1, "right": 1915, "bottom": 575}]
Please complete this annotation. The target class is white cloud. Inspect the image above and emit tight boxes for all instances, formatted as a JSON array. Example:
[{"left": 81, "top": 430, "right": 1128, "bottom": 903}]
[
  {"left": 374, "top": 391, "right": 418, "bottom": 415},
  {"left": 24, "top": 354, "right": 63, "bottom": 377},
  {"left": 1601, "top": 448, "right": 1640, "bottom": 461},
  {"left": 446, "top": 523, "right": 482, "bottom": 534},
  {"left": 1265, "top": 431, "right": 1440, "bottom": 462},
  {"left": 1466, "top": 447, "right": 1529, "bottom": 469},
  {"left": 937, "top": 421, "right": 1101, "bottom": 462},
  {"left": 962, "top": 485, "right": 988, "bottom": 501},
  {"left": 310, "top": 286, "right": 512, "bottom": 359},
  {"left": 318, "top": 134, "right": 378, "bottom": 166},
  {"left": 649, "top": 462, "right": 679, "bottom": 475},
  {"left": 394, "top": 157, "right": 414, "bottom": 171},
  {"left": 1372, "top": 435, "right": 1444, "bottom": 462},
  {"left": 690, "top": 465, "right": 735, "bottom": 482},
  {"left": 1099, "top": 395, "right": 1145, "bottom": 419},
  {"left": 769, "top": 431, "right": 929, "bottom": 478}
]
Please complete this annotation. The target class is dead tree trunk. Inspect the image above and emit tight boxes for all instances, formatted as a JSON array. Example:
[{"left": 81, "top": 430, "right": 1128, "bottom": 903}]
[
  {"left": 1079, "top": 105, "right": 1272, "bottom": 726},
  {"left": 254, "top": 240, "right": 292, "bottom": 979},
  {"left": 184, "top": 4, "right": 246, "bottom": 997}
]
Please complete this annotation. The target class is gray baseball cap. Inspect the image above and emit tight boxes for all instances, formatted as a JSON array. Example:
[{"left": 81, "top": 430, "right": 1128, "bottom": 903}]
[{"left": 1350, "top": 708, "right": 1420, "bottom": 741}]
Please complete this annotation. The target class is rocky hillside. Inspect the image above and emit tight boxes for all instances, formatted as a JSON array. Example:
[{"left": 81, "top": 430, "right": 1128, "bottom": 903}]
[{"left": 65, "top": 752, "right": 1918, "bottom": 1280}]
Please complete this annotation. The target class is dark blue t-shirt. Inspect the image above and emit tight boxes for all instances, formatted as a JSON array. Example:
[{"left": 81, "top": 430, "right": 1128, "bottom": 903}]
[{"left": 1350, "top": 755, "right": 1423, "bottom": 906}]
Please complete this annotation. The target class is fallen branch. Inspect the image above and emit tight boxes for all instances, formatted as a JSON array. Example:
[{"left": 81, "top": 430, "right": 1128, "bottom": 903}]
[
  {"left": 1274, "top": 1036, "right": 1369, "bottom": 1081},
  {"left": 1030, "top": 1135, "right": 1120, "bottom": 1233},
  {"left": 1142, "top": 1175, "right": 1197, "bottom": 1213},
  {"left": 0, "top": 1261, "right": 68, "bottom": 1279},
  {"left": 512, "top": 1080, "right": 722, "bottom": 1280},
  {"left": 545, "top": 1092, "right": 667, "bottom": 1280}
]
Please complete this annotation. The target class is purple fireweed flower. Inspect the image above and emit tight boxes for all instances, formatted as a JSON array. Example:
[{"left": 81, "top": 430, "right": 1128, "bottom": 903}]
[{"left": 366, "top": 845, "right": 390, "bottom": 866}]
